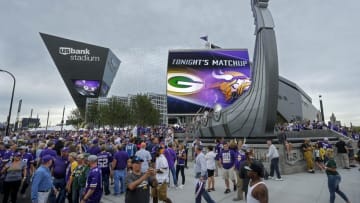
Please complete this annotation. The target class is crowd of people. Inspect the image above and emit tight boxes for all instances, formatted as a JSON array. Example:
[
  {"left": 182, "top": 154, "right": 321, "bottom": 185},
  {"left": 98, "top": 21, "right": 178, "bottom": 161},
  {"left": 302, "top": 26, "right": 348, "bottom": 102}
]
[
  {"left": 301, "top": 137, "right": 360, "bottom": 173},
  {"left": 0, "top": 127, "right": 358, "bottom": 203},
  {"left": 275, "top": 120, "right": 327, "bottom": 132},
  {"left": 0, "top": 128, "right": 271, "bottom": 203},
  {"left": 275, "top": 120, "right": 360, "bottom": 141}
]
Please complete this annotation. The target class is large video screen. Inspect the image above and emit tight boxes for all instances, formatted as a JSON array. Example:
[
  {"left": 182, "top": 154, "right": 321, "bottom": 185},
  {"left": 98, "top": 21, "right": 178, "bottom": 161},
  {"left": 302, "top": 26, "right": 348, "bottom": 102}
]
[
  {"left": 72, "top": 79, "right": 100, "bottom": 96},
  {"left": 167, "top": 49, "right": 251, "bottom": 114}
]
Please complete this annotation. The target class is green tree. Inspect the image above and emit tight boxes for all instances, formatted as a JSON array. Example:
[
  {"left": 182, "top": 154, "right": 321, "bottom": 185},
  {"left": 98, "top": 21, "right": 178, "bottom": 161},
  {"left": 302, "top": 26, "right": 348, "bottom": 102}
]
[
  {"left": 352, "top": 126, "right": 360, "bottom": 133},
  {"left": 104, "top": 96, "right": 132, "bottom": 127},
  {"left": 67, "top": 108, "right": 84, "bottom": 129},
  {"left": 131, "top": 94, "right": 160, "bottom": 126},
  {"left": 86, "top": 101, "right": 100, "bottom": 128}
]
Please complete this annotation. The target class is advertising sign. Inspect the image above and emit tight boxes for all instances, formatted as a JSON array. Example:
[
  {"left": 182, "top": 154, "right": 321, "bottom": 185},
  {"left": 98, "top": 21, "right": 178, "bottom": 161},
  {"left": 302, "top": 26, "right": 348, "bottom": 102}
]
[
  {"left": 41, "top": 33, "right": 120, "bottom": 111},
  {"left": 72, "top": 79, "right": 101, "bottom": 96},
  {"left": 167, "top": 49, "right": 251, "bottom": 114}
]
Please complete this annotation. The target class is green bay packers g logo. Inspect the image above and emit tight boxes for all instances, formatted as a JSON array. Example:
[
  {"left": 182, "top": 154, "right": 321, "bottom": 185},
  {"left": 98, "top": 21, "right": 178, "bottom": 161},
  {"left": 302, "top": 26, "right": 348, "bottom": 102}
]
[{"left": 167, "top": 72, "right": 204, "bottom": 95}]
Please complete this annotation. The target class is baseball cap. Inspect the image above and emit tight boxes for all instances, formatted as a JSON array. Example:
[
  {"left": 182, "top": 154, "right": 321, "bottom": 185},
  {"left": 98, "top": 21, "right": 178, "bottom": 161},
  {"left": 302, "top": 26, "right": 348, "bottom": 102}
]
[
  {"left": 19, "top": 146, "right": 27, "bottom": 150},
  {"left": 87, "top": 155, "right": 98, "bottom": 162},
  {"left": 241, "top": 144, "right": 249, "bottom": 151},
  {"left": 61, "top": 147, "right": 70, "bottom": 152},
  {"left": 69, "top": 152, "right": 77, "bottom": 158},
  {"left": 77, "top": 154, "right": 85, "bottom": 160},
  {"left": 131, "top": 156, "right": 144, "bottom": 164},
  {"left": 41, "top": 155, "right": 54, "bottom": 163},
  {"left": 14, "top": 152, "right": 22, "bottom": 157},
  {"left": 244, "top": 161, "right": 264, "bottom": 177}
]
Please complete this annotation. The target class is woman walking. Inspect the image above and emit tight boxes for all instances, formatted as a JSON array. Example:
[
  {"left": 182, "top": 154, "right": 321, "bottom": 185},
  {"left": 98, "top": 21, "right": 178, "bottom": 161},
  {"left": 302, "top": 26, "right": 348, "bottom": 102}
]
[
  {"left": 205, "top": 145, "right": 216, "bottom": 192},
  {"left": 176, "top": 144, "right": 186, "bottom": 189},
  {"left": 322, "top": 149, "right": 351, "bottom": 203},
  {"left": 1, "top": 151, "right": 27, "bottom": 203}
]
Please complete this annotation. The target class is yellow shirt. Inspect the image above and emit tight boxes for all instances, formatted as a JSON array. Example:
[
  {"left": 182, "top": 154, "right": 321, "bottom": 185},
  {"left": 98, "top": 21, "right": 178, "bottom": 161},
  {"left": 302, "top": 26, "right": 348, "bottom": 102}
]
[
  {"left": 69, "top": 161, "right": 78, "bottom": 182},
  {"left": 319, "top": 148, "right": 326, "bottom": 160}
]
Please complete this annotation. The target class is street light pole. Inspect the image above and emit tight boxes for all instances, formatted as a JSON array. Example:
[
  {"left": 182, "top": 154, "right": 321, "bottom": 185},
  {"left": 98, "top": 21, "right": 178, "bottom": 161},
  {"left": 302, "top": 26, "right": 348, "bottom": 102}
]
[
  {"left": 0, "top": 69, "right": 16, "bottom": 137},
  {"left": 319, "top": 95, "right": 325, "bottom": 122}
]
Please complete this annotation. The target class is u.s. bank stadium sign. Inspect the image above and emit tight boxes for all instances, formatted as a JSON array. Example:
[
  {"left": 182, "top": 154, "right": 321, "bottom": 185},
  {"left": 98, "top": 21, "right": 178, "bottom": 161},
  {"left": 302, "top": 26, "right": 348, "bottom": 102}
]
[{"left": 59, "top": 47, "right": 100, "bottom": 62}]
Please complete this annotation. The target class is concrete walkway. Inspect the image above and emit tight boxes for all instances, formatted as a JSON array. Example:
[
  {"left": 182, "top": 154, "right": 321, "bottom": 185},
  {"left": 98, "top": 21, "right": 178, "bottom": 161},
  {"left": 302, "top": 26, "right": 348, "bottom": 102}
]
[
  {"left": 3, "top": 165, "right": 358, "bottom": 203},
  {"left": 101, "top": 165, "right": 360, "bottom": 203}
]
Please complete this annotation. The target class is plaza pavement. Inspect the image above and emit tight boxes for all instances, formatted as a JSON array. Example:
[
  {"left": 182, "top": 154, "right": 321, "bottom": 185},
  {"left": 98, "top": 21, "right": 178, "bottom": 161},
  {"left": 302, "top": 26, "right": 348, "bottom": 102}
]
[
  {"left": 2, "top": 164, "right": 358, "bottom": 203},
  {"left": 101, "top": 164, "right": 360, "bottom": 203}
]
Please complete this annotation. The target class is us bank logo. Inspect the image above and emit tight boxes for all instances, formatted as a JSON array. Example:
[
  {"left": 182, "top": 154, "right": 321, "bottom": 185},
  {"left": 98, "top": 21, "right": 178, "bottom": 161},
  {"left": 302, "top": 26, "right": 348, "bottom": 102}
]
[
  {"left": 167, "top": 72, "right": 204, "bottom": 95},
  {"left": 58, "top": 47, "right": 100, "bottom": 62}
]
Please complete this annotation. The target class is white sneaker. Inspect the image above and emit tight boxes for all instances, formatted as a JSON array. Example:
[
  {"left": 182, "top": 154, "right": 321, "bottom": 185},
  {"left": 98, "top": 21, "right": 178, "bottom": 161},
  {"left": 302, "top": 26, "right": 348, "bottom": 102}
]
[
  {"left": 268, "top": 176, "right": 275, "bottom": 180},
  {"left": 275, "top": 178, "right": 284, "bottom": 181},
  {"left": 178, "top": 184, "right": 184, "bottom": 189}
]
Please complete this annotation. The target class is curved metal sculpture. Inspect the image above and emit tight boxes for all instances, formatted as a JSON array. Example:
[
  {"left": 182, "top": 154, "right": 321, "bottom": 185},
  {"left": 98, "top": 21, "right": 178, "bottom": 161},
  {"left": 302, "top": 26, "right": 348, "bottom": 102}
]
[{"left": 198, "top": 0, "right": 279, "bottom": 138}]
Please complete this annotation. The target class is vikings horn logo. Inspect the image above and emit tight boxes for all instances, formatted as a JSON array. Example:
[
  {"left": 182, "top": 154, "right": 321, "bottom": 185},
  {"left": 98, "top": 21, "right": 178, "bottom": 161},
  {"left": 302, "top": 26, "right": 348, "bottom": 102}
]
[{"left": 210, "top": 70, "right": 251, "bottom": 102}]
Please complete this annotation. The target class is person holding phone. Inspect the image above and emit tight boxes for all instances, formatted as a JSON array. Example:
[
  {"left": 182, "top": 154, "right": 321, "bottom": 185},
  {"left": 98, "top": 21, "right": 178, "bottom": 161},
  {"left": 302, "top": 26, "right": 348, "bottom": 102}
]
[{"left": 125, "top": 156, "right": 156, "bottom": 203}]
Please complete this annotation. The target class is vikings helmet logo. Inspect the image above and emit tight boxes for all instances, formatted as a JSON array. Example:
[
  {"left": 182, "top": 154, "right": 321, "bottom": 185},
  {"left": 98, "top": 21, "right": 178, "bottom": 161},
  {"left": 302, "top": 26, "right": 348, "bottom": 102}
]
[{"left": 210, "top": 70, "right": 251, "bottom": 102}]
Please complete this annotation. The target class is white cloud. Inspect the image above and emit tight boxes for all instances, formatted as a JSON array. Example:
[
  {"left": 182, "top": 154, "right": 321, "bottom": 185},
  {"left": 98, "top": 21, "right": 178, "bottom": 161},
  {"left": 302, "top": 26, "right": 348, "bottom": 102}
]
[{"left": 0, "top": 0, "right": 359, "bottom": 126}]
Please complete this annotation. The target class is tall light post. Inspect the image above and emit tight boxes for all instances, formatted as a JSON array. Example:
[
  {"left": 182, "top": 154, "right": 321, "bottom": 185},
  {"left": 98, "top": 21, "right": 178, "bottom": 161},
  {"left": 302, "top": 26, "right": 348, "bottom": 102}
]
[
  {"left": 319, "top": 95, "right": 325, "bottom": 122},
  {"left": 0, "top": 69, "right": 16, "bottom": 136}
]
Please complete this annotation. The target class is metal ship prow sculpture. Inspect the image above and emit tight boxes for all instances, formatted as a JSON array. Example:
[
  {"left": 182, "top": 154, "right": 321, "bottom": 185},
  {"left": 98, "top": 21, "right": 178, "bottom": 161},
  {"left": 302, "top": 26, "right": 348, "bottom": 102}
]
[{"left": 198, "top": 0, "right": 279, "bottom": 138}]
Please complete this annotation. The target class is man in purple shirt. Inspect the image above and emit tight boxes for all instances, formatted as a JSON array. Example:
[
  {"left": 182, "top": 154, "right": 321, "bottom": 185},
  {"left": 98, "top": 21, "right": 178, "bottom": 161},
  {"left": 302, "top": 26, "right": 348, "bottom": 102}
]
[
  {"left": 233, "top": 144, "right": 247, "bottom": 201},
  {"left": 2, "top": 144, "right": 15, "bottom": 164},
  {"left": 88, "top": 140, "right": 101, "bottom": 155},
  {"left": 80, "top": 155, "right": 102, "bottom": 203},
  {"left": 215, "top": 138, "right": 224, "bottom": 177},
  {"left": 112, "top": 145, "right": 129, "bottom": 195},
  {"left": 97, "top": 146, "right": 113, "bottom": 195},
  {"left": 0, "top": 142, "right": 5, "bottom": 160},
  {"left": 19, "top": 145, "right": 35, "bottom": 199},
  {"left": 49, "top": 147, "right": 69, "bottom": 203},
  {"left": 219, "top": 142, "right": 236, "bottom": 194},
  {"left": 164, "top": 143, "right": 177, "bottom": 187},
  {"left": 39, "top": 141, "right": 57, "bottom": 165}
]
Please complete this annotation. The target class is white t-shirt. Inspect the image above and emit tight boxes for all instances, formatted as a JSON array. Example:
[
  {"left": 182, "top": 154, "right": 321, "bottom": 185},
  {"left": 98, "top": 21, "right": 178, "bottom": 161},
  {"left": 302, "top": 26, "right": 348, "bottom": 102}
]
[
  {"left": 135, "top": 149, "right": 152, "bottom": 173},
  {"left": 114, "top": 137, "right": 121, "bottom": 145},
  {"left": 156, "top": 154, "right": 169, "bottom": 183},
  {"left": 205, "top": 151, "right": 217, "bottom": 170},
  {"left": 266, "top": 144, "right": 279, "bottom": 160}
]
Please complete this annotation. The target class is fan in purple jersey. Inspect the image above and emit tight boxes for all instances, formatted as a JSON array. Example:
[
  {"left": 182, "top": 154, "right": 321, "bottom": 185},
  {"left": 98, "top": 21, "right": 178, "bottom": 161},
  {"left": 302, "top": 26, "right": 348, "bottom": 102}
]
[
  {"left": 97, "top": 146, "right": 113, "bottom": 195},
  {"left": 88, "top": 140, "right": 101, "bottom": 155},
  {"left": 39, "top": 141, "right": 57, "bottom": 164},
  {"left": 48, "top": 147, "right": 70, "bottom": 203},
  {"left": 233, "top": 143, "right": 247, "bottom": 201},
  {"left": 320, "top": 137, "right": 333, "bottom": 149},
  {"left": 164, "top": 143, "right": 178, "bottom": 187},
  {"left": 81, "top": 155, "right": 103, "bottom": 203},
  {"left": 112, "top": 145, "right": 129, "bottom": 195},
  {"left": 0, "top": 142, "right": 6, "bottom": 160},
  {"left": 19, "top": 146, "right": 35, "bottom": 198},
  {"left": 2, "top": 145, "right": 15, "bottom": 164},
  {"left": 219, "top": 142, "right": 236, "bottom": 194}
]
